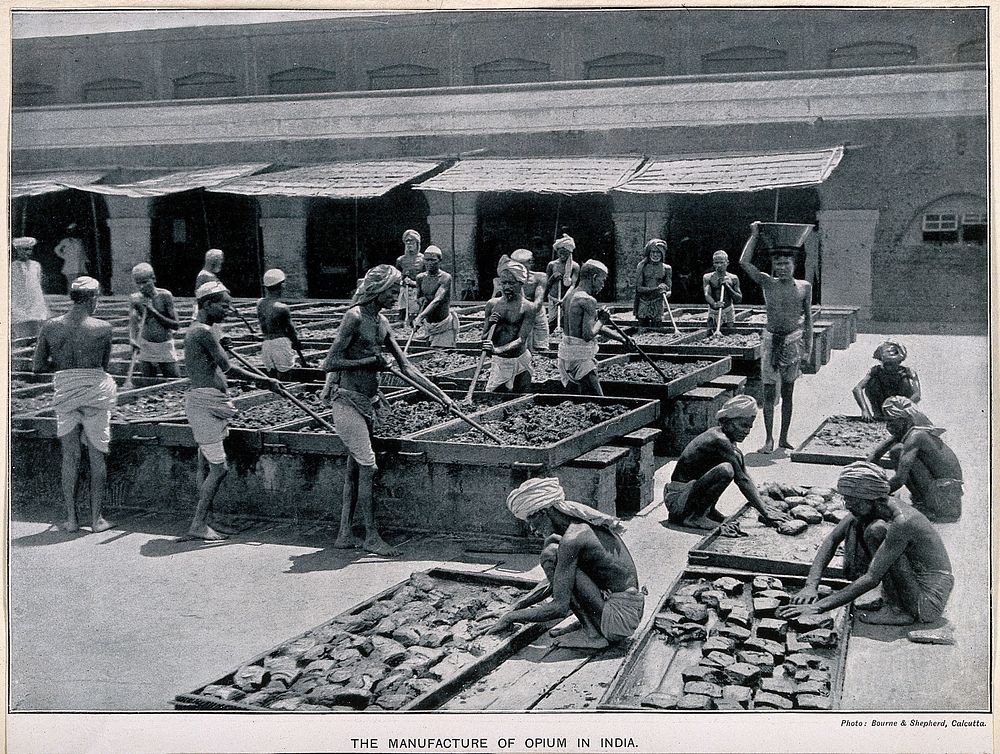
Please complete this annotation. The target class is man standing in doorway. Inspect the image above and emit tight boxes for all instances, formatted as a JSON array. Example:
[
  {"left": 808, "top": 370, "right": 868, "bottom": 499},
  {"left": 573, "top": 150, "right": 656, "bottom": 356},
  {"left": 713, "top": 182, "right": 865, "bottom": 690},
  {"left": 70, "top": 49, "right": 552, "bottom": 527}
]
[
  {"left": 11, "top": 236, "right": 50, "bottom": 339},
  {"left": 54, "top": 223, "right": 89, "bottom": 286}
]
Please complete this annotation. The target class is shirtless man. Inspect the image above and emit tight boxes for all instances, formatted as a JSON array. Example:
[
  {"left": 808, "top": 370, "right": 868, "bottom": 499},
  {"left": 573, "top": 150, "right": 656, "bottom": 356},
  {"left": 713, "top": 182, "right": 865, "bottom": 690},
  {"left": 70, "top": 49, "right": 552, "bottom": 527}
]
[
  {"left": 703, "top": 250, "right": 743, "bottom": 329},
  {"left": 184, "top": 281, "right": 282, "bottom": 541},
  {"left": 483, "top": 259, "right": 536, "bottom": 393},
  {"left": 557, "top": 259, "right": 628, "bottom": 396},
  {"left": 739, "top": 222, "right": 813, "bottom": 453},
  {"left": 192, "top": 248, "right": 225, "bottom": 333},
  {"left": 489, "top": 477, "right": 645, "bottom": 650},
  {"left": 779, "top": 462, "right": 953, "bottom": 628},
  {"left": 413, "top": 246, "right": 459, "bottom": 348},
  {"left": 853, "top": 341, "right": 921, "bottom": 421},
  {"left": 867, "top": 396, "right": 963, "bottom": 522},
  {"left": 321, "top": 265, "right": 452, "bottom": 556},
  {"left": 545, "top": 234, "right": 581, "bottom": 330},
  {"left": 633, "top": 239, "right": 671, "bottom": 326},
  {"left": 32, "top": 277, "right": 116, "bottom": 533},
  {"left": 129, "top": 263, "right": 181, "bottom": 378},
  {"left": 395, "top": 229, "right": 425, "bottom": 326},
  {"left": 664, "top": 396, "right": 790, "bottom": 530},
  {"left": 257, "top": 268, "right": 310, "bottom": 378},
  {"left": 511, "top": 248, "right": 549, "bottom": 352}
]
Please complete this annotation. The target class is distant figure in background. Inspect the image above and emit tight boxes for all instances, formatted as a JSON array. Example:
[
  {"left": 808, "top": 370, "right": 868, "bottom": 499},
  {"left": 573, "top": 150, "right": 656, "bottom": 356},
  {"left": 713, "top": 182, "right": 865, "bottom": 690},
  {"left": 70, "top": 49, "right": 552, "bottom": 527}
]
[
  {"left": 853, "top": 341, "right": 921, "bottom": 421},
  {"left": 129, "top": 262, "right": 181, "bottom": 378},
  {"left": 633, "top": 238, "right": 671, "bottom": 326},
  {"left": 703, "top": 250, "right": 742, "bottom": 328},
  {"left": 11, "top": 236, "right": 50, "bottom": 339},
  {"left": 54, "top": 223, "right": 89, "bottom": 284},
  {"left": 32, "top": 277, "right": 115, "bottom": 533},
  {"left": 545, "top": 235, "right": 580, "bottom": 330},
  {"left": 395, "top": 229, "right": 425, "bottom": 326},
  {"left": 257, "top": 268, "right": 311, "bottom": 377},
  {"left": 413, "top": 246, "right": 458, "bottom": 348},
  {"left": 193, "top": 248, "right": 226, "bottom": 339},
  {"left": 511, "top": 248, "right": 549, "bottom": 352}
]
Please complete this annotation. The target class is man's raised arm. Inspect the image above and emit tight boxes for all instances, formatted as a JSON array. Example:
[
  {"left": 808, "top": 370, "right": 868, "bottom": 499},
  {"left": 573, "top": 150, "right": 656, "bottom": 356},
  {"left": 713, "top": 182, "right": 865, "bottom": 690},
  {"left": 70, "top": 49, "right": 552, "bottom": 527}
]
[{"left": 739, "top": 222, "right": 767, "bottom": 286}]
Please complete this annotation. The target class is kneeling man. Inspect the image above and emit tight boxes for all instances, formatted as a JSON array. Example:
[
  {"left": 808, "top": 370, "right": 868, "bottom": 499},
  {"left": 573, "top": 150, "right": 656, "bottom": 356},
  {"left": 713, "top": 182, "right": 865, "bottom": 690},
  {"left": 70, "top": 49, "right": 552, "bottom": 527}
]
[{"left": 490, "top": 477, "right": 645, "bottom": 650}]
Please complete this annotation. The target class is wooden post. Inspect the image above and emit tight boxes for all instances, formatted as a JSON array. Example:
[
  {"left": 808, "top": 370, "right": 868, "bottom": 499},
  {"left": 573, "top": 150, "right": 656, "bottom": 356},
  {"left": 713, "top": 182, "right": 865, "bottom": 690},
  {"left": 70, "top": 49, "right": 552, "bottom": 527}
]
[
  {"left": 88, "top": 193, "right": 105, "bottom": 292},
  {"left": 450, "top": 192, "right": 457, "bottom": 298}
]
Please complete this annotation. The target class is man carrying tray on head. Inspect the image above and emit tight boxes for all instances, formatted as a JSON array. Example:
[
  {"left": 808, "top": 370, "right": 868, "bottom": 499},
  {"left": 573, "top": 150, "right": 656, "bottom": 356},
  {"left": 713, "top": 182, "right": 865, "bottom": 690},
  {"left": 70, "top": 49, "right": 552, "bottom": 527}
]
[
  {"left": 33, "top": 276, "right": 116, "bottom": 533},
  {"left": 321, "top": 264, "right": 452, "bottom": 556},
  {"left": 257, "top": 268, "right": 311, "bottom": 377},
  {"left": 489, "top": 477, "right": 645, "bottom": 650},
  {"left": 664, "top": 396, "right": 791, "bottom": 530},
  {"left": 413, "top": 246, "right": 459, "bottom": 348},
  {"left": 739, "top": 222, "right": 813, "bottom": 454},
  {"left": 483, "top": 257, "right": 537, "bottom": 394}
]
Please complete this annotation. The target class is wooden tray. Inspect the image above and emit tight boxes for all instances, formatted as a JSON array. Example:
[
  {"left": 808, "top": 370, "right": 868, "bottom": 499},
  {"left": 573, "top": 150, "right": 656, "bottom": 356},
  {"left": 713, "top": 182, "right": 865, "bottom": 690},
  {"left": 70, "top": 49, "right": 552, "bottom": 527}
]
[
  {"left": 441, "top": 354, "right": 625, "bottom": 394},
  {"left": 172, "top": 567, "right": 546, "bottom": 712},
  {"left": 597, "top": 327, "right": 702, "bottom": 355},
  {"left": 655, "top": 327, "right": 764, "bottom": 361},
  {"left": 600, "top": 355, "right": 732, "bottom": 402},
  {"left": 790, "top": 416, "right": 893, "bottom": 469},
  {"left": 598, "top": 566, "right": 852, "bottom": 711}
]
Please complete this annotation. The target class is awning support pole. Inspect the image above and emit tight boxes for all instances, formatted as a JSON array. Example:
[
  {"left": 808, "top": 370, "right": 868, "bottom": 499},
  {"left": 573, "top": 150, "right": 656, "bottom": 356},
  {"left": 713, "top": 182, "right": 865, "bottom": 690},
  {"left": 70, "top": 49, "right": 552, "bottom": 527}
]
[
  {"left": 254, "top": 199, "right": 265, "bottom": 297},
  {"left": 451, "top": 192, "right": 457, "bottom": 298},
  {"left": 89, "top": 193, "right": 105, "bottom": 292},
  {"left": 200, "top": 190, "right": 212, "bottom": 248},
  {"left": 553, "top": 195, "right": 562, "bottom": 244},
  {"left": 20, "top": 199, "right": 27, "bottom": 236},
  {"left": 773, "top": 189, "right": 780, "bottom": 221},
  {"left": 354, "top": 197, "right": 361, "bottom": 289}
]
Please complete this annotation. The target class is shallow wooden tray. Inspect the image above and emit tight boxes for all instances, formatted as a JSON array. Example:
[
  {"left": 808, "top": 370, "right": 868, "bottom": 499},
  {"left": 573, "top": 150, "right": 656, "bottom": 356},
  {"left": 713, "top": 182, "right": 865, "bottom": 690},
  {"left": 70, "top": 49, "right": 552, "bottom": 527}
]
[{"left": 790, "top": 415, "right": 893, "bottom": 469}]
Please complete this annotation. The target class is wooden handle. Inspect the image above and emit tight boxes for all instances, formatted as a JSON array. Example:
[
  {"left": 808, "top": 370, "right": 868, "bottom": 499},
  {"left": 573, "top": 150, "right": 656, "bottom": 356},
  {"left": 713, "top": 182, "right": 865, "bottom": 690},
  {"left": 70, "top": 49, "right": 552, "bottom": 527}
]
[
  {"left": 465, "top": 323, "right": 497, "bottom": 401},
  {"left": 662, "top": 292, "right": 680, "bottom": 335}
]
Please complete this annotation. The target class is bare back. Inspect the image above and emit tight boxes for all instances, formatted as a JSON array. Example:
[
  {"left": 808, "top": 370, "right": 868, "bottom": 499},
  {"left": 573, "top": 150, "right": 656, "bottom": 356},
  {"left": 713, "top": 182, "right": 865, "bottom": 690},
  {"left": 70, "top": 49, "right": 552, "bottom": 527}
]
[
  {"left": 257, "top": 298, "right": 293, "bottom": 339},
  {"left": 907, "top": 430, "right": 963, "bottom": 481},
  {"left": 523, "top": 272, "right": 546, "bottom": 305},
  {"left": 34, "top": 314, "right": 112, "bottom": 372},
  {"left": 565, "top": 289, "right": 598, "bottom": 341},
  {"left": 564, "top": 522, "right": 639, "bottom": 593},
  {"left": 891, "top": 507, "right": 952, "bottom": 573}
]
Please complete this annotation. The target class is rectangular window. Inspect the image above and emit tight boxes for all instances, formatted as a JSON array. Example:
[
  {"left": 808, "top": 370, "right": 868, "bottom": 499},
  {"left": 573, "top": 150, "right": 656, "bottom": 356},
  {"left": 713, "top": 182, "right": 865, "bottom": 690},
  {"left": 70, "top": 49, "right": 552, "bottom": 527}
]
[
  {"left": 172, "top": 219, "right": 187, "bottom": 243},
  {"left": 961, "top": 213, "right": 987, "bottom": 244},
  {"left": 922, "top": 213, "right": 959, "bottom": 244}
]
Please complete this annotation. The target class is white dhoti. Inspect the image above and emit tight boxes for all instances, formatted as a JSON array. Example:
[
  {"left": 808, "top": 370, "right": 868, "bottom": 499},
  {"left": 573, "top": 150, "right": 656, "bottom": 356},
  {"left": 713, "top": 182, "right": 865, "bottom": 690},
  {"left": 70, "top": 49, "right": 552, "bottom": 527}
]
[
  {"left": 52, "top": 368, "right": 118, "bottom": 453},
  {"left": 260, "top": 337, "right": 295, "bottom": 372},
  {"left": 138, "top": 336, "right": 179, "bottom": 364},
  {"left": 528, "top": 306, "right": 550, "bottom": 352},
  {"left": 423, "top": 311, "right": 460, "bottom": 348},
  {"left": 396, "top": 284, "right": 420, "bottom": 317},
  {"left": 485, "top": 350, "right": 533, "bottom": 392},
  {"left": 557, "top": 335, "right": 600, "bottom": 386},
  {"left": 185, "top": 387, "right": 238, "bottom": 464}
]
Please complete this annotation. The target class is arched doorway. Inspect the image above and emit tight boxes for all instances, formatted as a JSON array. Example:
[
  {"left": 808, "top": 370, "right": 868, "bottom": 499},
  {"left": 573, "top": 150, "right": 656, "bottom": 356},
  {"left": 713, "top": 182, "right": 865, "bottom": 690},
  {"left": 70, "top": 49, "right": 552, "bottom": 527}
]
[{"left": 150, "top": 190, "right": 262, "bottom": 296}]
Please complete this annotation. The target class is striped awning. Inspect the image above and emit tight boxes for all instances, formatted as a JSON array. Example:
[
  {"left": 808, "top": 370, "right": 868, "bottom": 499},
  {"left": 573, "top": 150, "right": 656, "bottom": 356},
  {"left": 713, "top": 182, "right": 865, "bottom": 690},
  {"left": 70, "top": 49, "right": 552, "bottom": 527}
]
[
  {"left": 415, "top": 157, "right": 644, "bottom": 194},
  {"left": 73, "top": 163, "right": 271, "bottom": 198},
  {"left": 209, "top": 160, "right": 443, "bottom": 199},
  {"left": 615, "top": 147, "right": 844, "bottom": 194},
  {"left": 11, "top": 170, "right": 108, "bottom": 198}
]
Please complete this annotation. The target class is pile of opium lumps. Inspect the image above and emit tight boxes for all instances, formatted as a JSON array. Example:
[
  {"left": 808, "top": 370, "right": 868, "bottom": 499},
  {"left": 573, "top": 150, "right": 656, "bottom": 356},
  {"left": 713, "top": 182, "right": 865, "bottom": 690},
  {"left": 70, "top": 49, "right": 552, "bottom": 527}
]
[
  {"left": 444, "top": 400, "right": 624, "bottom": 446},
  {"left": 243, "top": 349, "right": 327, "bottom": 367},
  {"left": 695, "top": 331, "right": 762, "bottom": 347},
  {"left": 416, "top": 351, "right": 480, "bottom": 376},
  {"left": 643, "top": 575, "right": 838, "bottom": 710},
  {"left": 601, "top": 359, "right": 714, "bottom": 382},
  {"left": 630, "top": 331, "right": 690, "bottom": 345},
  {"left": 11, "top": 392, "right": 53, "bottom": 415},
  {"left": 298, "top": 326, "right": 340, "bottom": 340},
  {"left": 111, "top": 382, "right": 261, "bottom": 423},
  {"left": 374, "top": 396, "right": 506, "bottom": 438},
  {"left": 812, "top": 415, "right": 890, "bottom": 451},
  {"left": 230, "top": 389, "right": 328, "bottom": 429},
  {"left": 757, "top": 482, "right": 849, "bottom": 535},
  {"left": 193, "top": 572, "right": 526, "bottom": 711}
]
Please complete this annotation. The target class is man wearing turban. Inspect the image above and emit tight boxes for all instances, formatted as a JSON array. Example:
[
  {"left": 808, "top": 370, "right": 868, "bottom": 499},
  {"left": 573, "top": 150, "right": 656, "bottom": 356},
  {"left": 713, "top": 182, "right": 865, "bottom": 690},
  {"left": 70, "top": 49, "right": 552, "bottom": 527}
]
[
  {"left": 866, "top": 396, "right": 963, "bottom": 522},
  {"left": 413, "top": 246, "right": 459, "bottom": 348},
  {"left": 632, "top": 239, "right": 671, "bottom": 325},
  {"left": 395, "top": 229, "right": 425, "bottom": 326},
  {"left": 739, "top": 222, "right": 814, "bottom": 454},
  {"left": 544, "top": 234, "right": 581, "bottom": 331},
  {"left": 321, "top": 264, "right": 453, "bottom": 556},
  {"left": 511, "top": 248, "right": 550, "bottom": 352},
  {"left": 664, "top": 395, "right": 790, "bottom": 530},
  {"left": 11, "top": 236, "right": 50, "bottom": 339},
  {"left": 780, "top": 462, "right": 954, "bottom": 631},
  {"left": 489, "top": 478, "right": 645, "bottom": 650},
  {"left": 257, "top": 268, "right": 311, "bottom": 377},
  {"left": 852, "top": 340, "right": 921, "bottom": 421},
  {"left": 703, "top": 249, "right": 743, "bottom": 329},
  {"left": 482, "top": 257, "right": 537, "bottom": 393},
  {"left": 129, "top": 262, "right": 182, "bottom": 378}
]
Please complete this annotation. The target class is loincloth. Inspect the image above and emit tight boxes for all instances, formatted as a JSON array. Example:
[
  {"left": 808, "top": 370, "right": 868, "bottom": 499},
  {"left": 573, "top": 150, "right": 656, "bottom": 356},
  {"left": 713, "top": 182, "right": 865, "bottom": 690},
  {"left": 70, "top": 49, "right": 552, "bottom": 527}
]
[{"left": 600, "top": 586, "right": 647, "bottom": 642}]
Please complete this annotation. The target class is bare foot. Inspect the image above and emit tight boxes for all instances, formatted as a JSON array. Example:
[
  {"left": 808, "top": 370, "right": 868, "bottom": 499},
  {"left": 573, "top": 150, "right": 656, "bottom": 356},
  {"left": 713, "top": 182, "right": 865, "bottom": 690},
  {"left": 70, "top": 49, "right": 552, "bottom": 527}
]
[
  {"left": 59, "top": 520, "right": 80, "bottom": 533},
  {"left": 210, "top": 519, "right": 239, "bottom": 535},
  {"left": 334, "top": 534, "right": 362, "bottom": 549},
  {"left": 188, "top": 525, "right": 228, "bottom": 541},
  {"left": 90, "top": 518, "right": 114, "bottom": 533},
  {"left": 855, "top": 595, "right": 884, "bottom": 612},
  {"left": 549, "top": 619, "right": 582, "bottom": 638},
  {"left": 363, "top": 535, "right": 401, "bottom": 557},
  {"left": 859, "top": 606, "right": 915, "bottom": 625},
  {"left": 778, "top": 438, "right": 794, "bottom": 450},
  {"left": 757, "top": 439, "right": 775, "bottom": 454},
  {"left": 553, "top": 628, "right": 609, "bottom": 650},
  {"left": 685, "top": 516, "right": 719, "bottom": 531}
]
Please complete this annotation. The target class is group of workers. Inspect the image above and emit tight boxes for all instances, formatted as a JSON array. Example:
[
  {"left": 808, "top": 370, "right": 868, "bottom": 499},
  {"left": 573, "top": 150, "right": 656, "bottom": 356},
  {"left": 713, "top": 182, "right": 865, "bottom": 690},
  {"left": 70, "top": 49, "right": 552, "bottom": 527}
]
[{"left": 19, "top": 217, "right": 963, "bottom": 648}]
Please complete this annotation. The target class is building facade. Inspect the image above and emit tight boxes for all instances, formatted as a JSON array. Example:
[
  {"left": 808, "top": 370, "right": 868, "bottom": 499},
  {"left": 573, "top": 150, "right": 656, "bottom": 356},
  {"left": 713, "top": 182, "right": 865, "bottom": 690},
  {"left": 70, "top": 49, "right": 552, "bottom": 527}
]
[{"left": 11, "top": 9, "right": 988, "bottom": 321}]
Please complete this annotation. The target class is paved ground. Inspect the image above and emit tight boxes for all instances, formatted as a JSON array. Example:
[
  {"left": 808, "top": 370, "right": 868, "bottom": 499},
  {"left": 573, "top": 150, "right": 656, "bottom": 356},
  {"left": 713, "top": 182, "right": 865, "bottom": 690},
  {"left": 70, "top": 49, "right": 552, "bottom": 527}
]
[{"left": 8, "top": 333, "right": 989, "bottom": 711}]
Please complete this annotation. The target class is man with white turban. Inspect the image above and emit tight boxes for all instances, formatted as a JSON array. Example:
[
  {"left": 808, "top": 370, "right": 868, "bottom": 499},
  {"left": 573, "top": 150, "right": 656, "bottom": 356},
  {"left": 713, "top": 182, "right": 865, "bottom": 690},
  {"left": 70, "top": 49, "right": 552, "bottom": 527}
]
[
  {"left": 489, "top": 477, "right": 645, "bottom": 650},
  {"left": 866, "top": 396, "right": 962, "bottom": 522},
  {"left": 853, "top": 340, "right": 921, "bottom": 421},
  {"left": 664, "top": 395, "right": 790, "bottom": 530},
  {"left": 395, "top": 229, "right": 425, "bottom": 325},
  {"left": 257, "top": 268, "right": 311, "bottom": 376},
  {"left": 633, "top": 239, "right": 671, "bottom": 325},
  {"left": 321, "top": 264, "right": 453, "bottom": 556},
  {"left": 32, "top": 277, "right": 116, "bottom": 533},
  {"left": 781, "top": 461, "right": 954, "bottom": 631},
  {"left": 11, "top": 236, "right": 50, "bottom": 339},
  {"left": 482, "top": 257, "right": 537, "bottom": 393},
  {"left": 413, "top": 246, "right": 459, "bottom": 348},
  {"left": 129, "top": 262, "right": 181, "bottom": 378},
  {"left": 703, "top": 249, "right": 742, "bottom": 328},
  {"left": 511, "top": 248, "right": 549, "bottom": 352},
  {"left": 544, "top": 234, "right": 581, "bottom": 330}
]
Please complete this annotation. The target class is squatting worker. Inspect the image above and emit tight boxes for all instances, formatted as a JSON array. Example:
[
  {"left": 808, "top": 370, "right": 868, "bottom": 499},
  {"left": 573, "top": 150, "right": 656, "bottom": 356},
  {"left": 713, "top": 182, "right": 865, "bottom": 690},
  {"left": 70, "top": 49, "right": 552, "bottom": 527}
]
[
  {"left": 511, "top": 248, "right": 549, "bottom": 352},
  {"left": 664, "top": 396, "right": 790, "bottom": 530},
  {"left": 545, "top": 234, "right": 580, "bottom": 329},
  {"left": 483, "top": 257, "right": 536, "bottom": 393},
  {"left": 184, "top": 281, "right": 282, "bottom": 541},
  {"left": 867, "top": 396, "right": 962, "bottom": 523},
  {"left": 633, "top": 239, "right": 671, "bottom": 326},
  {"left": 558, "top": 259, "right": 629, "bottom": 396},
  {"left": 703, "top": 250, "right": 742, "bottom": 328},
  {"left": 32, "top": 277, "right": 115, "bottom": 534},
  {"left": 413, "top": 246, "right": 459, "bottom": 348},
  {"left": 489, "top": 478, "right": 645, "bottom": 650},
  {"left": 11, "top": 236, "right": 50, "bottom": 339},
  {"left": 257, "top": 268, "right": 311, "bottom": 377},
  {"left": 853, "top": 340, "right": 921, "bottom": 421},
  {"left": 739, "top": 222, "right": 813, "bottom": 454},
  {"left": 321, "top": 264, "right": 451, "bottom": 557},
  {"left": 129, "top": 263, "right": 181, "bottom": 378},
  {"left": 780, "top": 462, "right": 953, "bottom": 628},
  {"left": 395, "top": 229, "right": 425, "bottom": 326}
]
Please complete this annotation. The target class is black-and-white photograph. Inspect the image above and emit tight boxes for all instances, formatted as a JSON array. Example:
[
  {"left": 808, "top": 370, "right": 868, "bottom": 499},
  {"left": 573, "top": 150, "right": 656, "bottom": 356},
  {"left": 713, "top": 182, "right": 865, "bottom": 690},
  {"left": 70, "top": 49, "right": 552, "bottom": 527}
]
[{"left": 6, "top": 5, "right": 992, "bottom": 752}]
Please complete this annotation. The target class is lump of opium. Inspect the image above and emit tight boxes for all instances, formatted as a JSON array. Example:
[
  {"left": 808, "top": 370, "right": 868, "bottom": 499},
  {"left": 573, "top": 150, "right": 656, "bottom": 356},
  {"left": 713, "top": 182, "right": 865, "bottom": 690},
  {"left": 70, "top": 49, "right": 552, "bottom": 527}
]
[
  {"left": 702, "top": 636, "right": 736, "bottom": 655},
  {"left": 290, "top": 676, "right": 324, "bottom": 696},
  {"left": 796, "top": 680, "right": 829, "bottom": 697},
  {"left": 737, "top": 650, "right": 776, "bottom": 673},
  {"left": 777, "top": 519, "right": 809, "bottom": 536},
  {"left": 804, "top": 495, "right": 826, "bottom": 507},
  {"left": 676, "top": 694, "right": 714, "bottom": 710},
  {"left": 786, "top": 634, "right": 811, "bottom": 654},
  {"left": 800, "top": 628, "right": 838, "bottom": 648},
  {"left": 756, "top": 618, "right": 789, "bottom": 641},
  {"left": 233, "top": 664, "right": 270, "bottom": 691},
  {"left": 744, "top": 638, "right": 785, "bottom": 661},
  {"left": 715, "top": 599, "right": 739, "bottom": 619},
  {"left": 718, "top": 625, "right": 751, "bottom": 643},
  {"left": 682, "top": 665, "right": 728, "bottom": 685},
  {"left": 722, "top": 685, "right": 753, "bottom": 707},
  {"left": 783, "top": 496, "right": 808, "bottom": 507},
  {"left": 640, "top": 692, "right": 679, "bottom": 709},
  {"left": 373, "top": 667, "right": 414, "bottom": 696},
  {"left": 753, "top": 576, "right": 784, "bottom": 592},
  {"left": 825, "top": 509, "right": 851, "bottom": 524},
  {"left": 759, "top": 676, "right": 799, "bottom": 699},
  {"left": 758, "top": 589, "right": 791, "bottom": 605},
  {"left": 723, "top": 662, "right": 761, "bottom": 686},
  {"left": 398, "top": 646, "right": 446, "bottom": 673},
  {"left": 703, "top": 651, "right": 736, "bottom": 668},
  {"left": 753, "top": 598, "right": 780, "bottom": 618},
  {"left": 409, "top": 572, "right": 436, "bottom": 591},
  {"left": 675, "top": 581, "right": 711, "bottom": 599},
  {"left": 797, "top": 694, "right": 833, "bottom": 710},
  {"left": 369, "top": 636, "right": 408, "bottom": 666},
  {"left": 790, "top": 505, "right": 824, "bottom": 524},
  {"left": 391, "top": 626, "right": 422, "bottom": 647},
  {"left": 307, "top": 685, "right": 371, "bottom": 709},
  {"left": 361, "top": 602, "right": 394, "bottom": 622},
  {"left": 792, "top": 613, "right": 835, "bottom": 632},
  {"left": 276, "top": 636, "right": 319, "bottom": 659},
  {"left": 683, "top": 681, "right": 723, "bottom": 698},
  {"left": 810, "top": 487, "right": 835, "bottom": 499},
  {"left": 697, "top": 590, "right": 726, "bottom": 609},
  {"left": 327, "top": 647, "right": 362, "bottom": 667},
  {"left": 784, "top": 653, "right": 829, "bottom": 674},
  {"left": 712, "top": 577, "right": 743, "bottom": 595},
  {"left": 375, "top": 693, "right": 412, "bottom": 710},
  {"left": 302, "top": 658, "right": 338, "bottom": 677},
  {"left": 241, "top": 689, "right": 281, "bottom": 708},
  {"left": 418, "top": 627, "right": 454, "bottom": 648},
  {"left": 301, "top": 643, "right": 328, "bottom": 662},
  {"left": 372, "top": 616, "right": 400, "bottom": 636},
  {"left": 726, "top": 607, "right": 752, "bottom": 628},
  {"left": 200, "top": 684, "right": 244, "bottom": 701},
  {"left": 327, "top": 668, "right": 355, "bottom": 685},
  {"left": 753, "top": 691, "right": 793, "bottom": 710},
  {"left": 677, "top": 603, "right": 710, "bottom": 624},
  {"left": 268, "top": 695, "right": 304, "bottom": 711}
]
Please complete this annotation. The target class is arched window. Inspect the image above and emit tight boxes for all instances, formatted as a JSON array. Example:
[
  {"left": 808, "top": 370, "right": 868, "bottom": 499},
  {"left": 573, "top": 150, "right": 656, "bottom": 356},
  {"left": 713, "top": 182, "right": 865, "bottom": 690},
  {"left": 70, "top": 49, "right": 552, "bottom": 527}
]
[
  {"left": 269, "top": 66, "right": 337, "bottom": 95},
  {"left": 474, "top": 58, "right": 550, "bottom": 86},
  {"left": 956, "top": 38, "right": 986, "bottom": 63},
  {"left": 83, "top": 77, "right": 144, "bottom": 103},
  {"left": 702, "top": 46, "right": 787, "bottom": 74},
  {"left": 905, "top": 194, "right": 987, "bottom": 246},
  {"left": 13, "top": 81, "right": 55, "bottom": 107},
  {"left": 584, "top": 52, "right": 664, "bottom": 80},
  {"left": 368, "top": 64, "right": 440, "bottom": 91},
  {"left": 173, "top": 71, "right": 239, "bottom": 99},
  {"left": 828, "top": 41, "right": 917, "bottom": 69}
]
